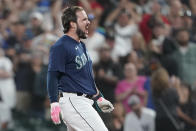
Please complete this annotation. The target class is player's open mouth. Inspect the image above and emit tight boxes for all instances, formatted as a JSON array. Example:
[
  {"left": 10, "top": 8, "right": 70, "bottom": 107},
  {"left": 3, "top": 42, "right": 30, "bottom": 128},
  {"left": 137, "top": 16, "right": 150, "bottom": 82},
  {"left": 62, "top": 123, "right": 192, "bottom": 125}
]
[{"left": 85, "top": 25, "right": 89, "bottom": 34}]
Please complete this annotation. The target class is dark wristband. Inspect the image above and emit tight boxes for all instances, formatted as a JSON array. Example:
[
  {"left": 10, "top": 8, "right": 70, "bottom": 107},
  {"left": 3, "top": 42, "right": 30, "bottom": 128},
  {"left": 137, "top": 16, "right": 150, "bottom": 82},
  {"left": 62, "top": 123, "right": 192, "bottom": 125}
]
[{"left": 92, "top": 92, "right": 103, "bottom": 101}]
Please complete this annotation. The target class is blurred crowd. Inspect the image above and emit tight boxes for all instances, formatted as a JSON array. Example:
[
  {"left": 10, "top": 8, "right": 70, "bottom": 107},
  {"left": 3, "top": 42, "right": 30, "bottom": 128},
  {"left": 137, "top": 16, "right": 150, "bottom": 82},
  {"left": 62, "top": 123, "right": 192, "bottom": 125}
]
[{"left": 0, "top": 0, "right": 196, "bottom": 131}]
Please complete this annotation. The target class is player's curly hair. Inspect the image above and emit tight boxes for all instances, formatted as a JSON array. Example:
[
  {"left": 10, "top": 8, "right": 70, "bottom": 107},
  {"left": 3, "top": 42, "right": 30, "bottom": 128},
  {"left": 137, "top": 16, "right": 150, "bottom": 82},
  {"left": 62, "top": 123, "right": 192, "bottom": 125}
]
[{"left": 61, "top": 6, "right": 84, "bottom": 33}]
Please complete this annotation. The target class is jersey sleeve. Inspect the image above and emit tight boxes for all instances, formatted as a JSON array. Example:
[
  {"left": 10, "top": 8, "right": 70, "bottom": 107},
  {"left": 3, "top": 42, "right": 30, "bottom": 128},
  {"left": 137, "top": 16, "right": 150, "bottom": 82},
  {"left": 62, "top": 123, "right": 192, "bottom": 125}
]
[
  {"left": 47, "top": 71, "right": 61, "bottom": 103},
  {"left": 48, "top": 45, "right": 67, "bottom": 73}
]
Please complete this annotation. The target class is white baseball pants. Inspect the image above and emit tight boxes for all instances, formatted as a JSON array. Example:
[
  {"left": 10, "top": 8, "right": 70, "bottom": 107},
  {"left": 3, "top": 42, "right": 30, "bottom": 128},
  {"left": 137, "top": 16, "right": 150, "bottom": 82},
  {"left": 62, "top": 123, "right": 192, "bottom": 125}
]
[{"left": 59, "top": 92, "right": 108, "bottom": 131}]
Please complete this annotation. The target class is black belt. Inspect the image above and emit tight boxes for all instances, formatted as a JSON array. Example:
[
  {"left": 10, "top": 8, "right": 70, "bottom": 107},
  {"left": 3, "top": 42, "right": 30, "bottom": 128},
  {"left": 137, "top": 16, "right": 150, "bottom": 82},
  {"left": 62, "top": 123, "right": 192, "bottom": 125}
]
[{"left": 59, "top": 92, "right": 93, "bottom": 99}]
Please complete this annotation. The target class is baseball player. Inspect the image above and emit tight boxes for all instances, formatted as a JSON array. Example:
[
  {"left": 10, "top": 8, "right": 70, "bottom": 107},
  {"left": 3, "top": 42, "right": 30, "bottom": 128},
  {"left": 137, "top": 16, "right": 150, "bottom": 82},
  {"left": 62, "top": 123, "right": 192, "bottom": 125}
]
[{"left": 47, "top": 6, "right": 114, "bottom": 131}]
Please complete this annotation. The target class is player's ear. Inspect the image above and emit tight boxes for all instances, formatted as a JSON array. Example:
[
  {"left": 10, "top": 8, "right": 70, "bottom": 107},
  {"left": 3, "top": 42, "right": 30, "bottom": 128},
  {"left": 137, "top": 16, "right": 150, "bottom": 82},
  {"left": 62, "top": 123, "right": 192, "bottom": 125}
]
[{"left": 70, "top": 21, "right": 77, "bottom": 29}]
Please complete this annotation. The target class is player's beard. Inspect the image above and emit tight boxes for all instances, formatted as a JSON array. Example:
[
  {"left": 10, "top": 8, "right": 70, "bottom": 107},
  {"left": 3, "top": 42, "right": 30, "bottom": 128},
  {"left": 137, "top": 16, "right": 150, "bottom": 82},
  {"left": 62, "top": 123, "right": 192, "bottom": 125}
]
[{"left": 76, "top": 24, "right": 87, "bottom": 39}]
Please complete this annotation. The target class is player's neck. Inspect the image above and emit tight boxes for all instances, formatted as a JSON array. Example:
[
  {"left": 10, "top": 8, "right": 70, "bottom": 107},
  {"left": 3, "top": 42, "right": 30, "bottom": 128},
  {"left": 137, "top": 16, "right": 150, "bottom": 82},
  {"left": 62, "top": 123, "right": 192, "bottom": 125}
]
[{"left": 65, "top": 32, "right": 80, "bottom": 42}]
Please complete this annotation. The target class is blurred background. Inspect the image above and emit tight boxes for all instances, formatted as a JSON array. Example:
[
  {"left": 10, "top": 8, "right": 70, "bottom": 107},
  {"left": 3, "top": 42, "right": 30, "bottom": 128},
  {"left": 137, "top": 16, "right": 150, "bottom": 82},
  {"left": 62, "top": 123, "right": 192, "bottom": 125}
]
[{"left": 0, "top": 0, "right": 196, "bottom": 131}]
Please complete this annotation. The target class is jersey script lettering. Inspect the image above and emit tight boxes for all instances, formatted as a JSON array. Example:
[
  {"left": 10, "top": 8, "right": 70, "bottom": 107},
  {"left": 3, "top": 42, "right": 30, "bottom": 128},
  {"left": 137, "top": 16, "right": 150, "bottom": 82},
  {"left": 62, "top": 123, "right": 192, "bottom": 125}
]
[{"left": 75, "top": 53, "right": 88, "bottom": 69}]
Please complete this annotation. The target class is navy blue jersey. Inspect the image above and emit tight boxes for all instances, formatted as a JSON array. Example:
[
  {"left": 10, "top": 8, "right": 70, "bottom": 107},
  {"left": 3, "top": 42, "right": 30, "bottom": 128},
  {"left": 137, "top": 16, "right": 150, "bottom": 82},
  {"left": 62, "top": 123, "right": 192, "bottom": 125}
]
[{"left": 48, "top": 35, "right": 97, "bottom": 97}]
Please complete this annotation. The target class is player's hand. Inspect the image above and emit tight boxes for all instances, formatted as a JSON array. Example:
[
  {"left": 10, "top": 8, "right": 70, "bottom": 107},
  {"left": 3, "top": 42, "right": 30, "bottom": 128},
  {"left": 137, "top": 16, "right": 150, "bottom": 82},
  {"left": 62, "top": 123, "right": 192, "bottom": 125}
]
[
  {"left": 96, "top": 97, "right": 114, "bottom": 113},
  {"left": 50, "top": 102, "right": 61, "bottom": 124}
]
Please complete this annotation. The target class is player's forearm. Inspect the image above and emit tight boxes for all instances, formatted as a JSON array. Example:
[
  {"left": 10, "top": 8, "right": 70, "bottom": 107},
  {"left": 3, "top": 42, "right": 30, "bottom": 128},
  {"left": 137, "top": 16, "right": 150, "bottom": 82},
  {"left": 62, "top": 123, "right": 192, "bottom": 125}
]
[{"left": 47, "top": 71, "right": 60, "bottom": 103}]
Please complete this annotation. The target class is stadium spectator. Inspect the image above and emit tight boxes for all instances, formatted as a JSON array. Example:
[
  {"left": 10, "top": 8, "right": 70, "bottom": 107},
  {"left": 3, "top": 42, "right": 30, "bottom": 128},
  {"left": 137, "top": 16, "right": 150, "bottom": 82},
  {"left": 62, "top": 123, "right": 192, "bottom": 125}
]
[
  {"left": 15, "top": 50, "right": 34, "bottom": 113},
  {"left": 167, "top": 0, "right": 184, "bottom": 29},
  {"left": 139, "top": 1, "right": 169, "bottom": 43},
  {"left": 171, "top": 28, "right": 196, "bottom": 88},
  {"left": 27, "top": 12, "right": 44, "bottom": 38},
  {"left": 178, "top": 82, "right": 196, "bottom": 130},
  {"left": 105, "top": 1, "right": 138, "bottom": 62},
  {"left": 115, "top": 62, "right": 147, "bottom": 113},
  {"left": 0, "top": 48, "right": 15, "bottom": 130},
  {"left": 122, "top": 51, "right": 148, "bottom": 76},
  {"left": 151, "top": 68, "right": 196, "bottom": 131},
  {"left": 151, "top": 67, "right": 182, "bottom": 131},
  {"left": 0, "top": 48, "right": 16, "bottom": 109},
  {"left": 29, "top": 52, "right": 48, "bottom": 119},
  {"left": 131, "top": 32, "right": 147, "bottom": 58},
  {"left": 94, "top": 44, "right": 123, "bottom": 103},
  {"left": 5, "top": 21, "right": 26, "bottom": 51},
  {"left": 124, "top": 95, "right": 155, "bottom": 131},
  {"left": 110, "top": 102, "right": 125, "bottom": 131},
  {"left": 180, "top": 9, "right": 196, "bottom": 43}
]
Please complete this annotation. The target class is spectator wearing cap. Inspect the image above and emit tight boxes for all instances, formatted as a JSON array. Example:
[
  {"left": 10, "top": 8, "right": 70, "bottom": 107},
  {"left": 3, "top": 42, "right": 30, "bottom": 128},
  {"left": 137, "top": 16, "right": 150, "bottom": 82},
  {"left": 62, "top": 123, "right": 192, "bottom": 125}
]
[
  {"left": 180, "top": 9, "right": 196, "bottom": 43},
  {"left": 26, "top": 12, "right": 44, "bottom": 38},
  {"left": 124, "top": 95, "right": 155, "bottom": 131},
  {"left": 5, "top": 21, "right": 26, "bottom": 51},
  {"left": 181, "top": 10, "right": 193, "bottom": 29}
]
